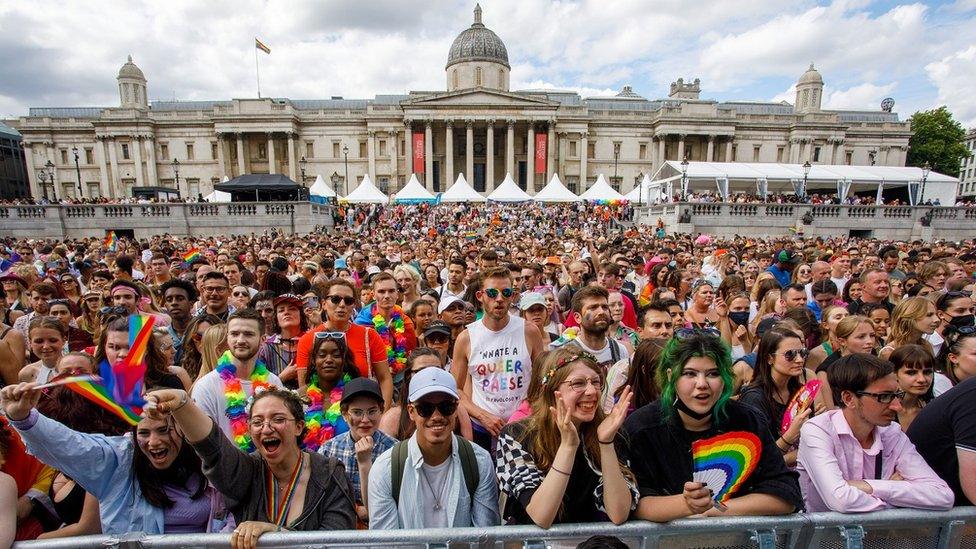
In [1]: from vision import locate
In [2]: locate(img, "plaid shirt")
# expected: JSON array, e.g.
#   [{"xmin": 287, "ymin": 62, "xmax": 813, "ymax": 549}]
[{"xmin": 320, "ymin": 430, "xmax": 397, "ymax": 504}]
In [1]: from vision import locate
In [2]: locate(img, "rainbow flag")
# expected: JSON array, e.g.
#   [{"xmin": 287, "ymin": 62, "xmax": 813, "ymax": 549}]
[
  {"xmin": 66, "ymin": 378, "xmax": 142, "ymax": 426},
  {"xmin": 182, "ymin": 247, "xmax": 201, "ymax": 263},
  {"xmin": 103, "ymin": 231, "xmax": 117, "ymax": 252}
]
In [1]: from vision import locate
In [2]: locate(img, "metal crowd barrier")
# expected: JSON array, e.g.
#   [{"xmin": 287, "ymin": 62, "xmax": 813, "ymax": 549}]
[{"xmin": 14, "ymin": 507, "xmax": 976, "ymax": 548}]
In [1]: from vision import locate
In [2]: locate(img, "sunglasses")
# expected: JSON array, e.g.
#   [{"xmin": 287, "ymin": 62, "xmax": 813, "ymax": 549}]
[
  {"xmin": 99, "ymin": 305, "xmax": 129, "ymax": 316},
  {"xmin": 314, "ymin": 331, "xmax": 346, "ymax": 341},
  {"xmin": 855, "ymin": 390, "xmax": 906, "ymax": 404},
  {"xmin": 232, "ymin": 291, "xmax": 249, "ymax": 297},
  {"xmin": 776, "ymin": 348, "xmax": 810, "ymax": 361},
  {"xmin": 412, "ymin": 399, "xmax": 458, "ymax": 418},
  {"xmin": 674, "ymin": 327, "xmax": 721, "ymax": 340},
  {"xmin": 484, "ymin": 287, "xmax": 515, "ymax": 299},
  {"xmin": 327, "ymin": 295, "xmax": 356, "ymax": 306}
]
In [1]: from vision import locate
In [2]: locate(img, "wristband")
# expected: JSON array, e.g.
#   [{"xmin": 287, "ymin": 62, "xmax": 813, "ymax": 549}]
[
  {"xmin": 550, "ymin": 465, "xmax": 571, "ymax": 476},
  {"xmin": 598, "ymin": 438, "xmax": 615, "ymax": 445},
  {"xmin": 170, "ymin": 392, "xmax": 189, "ymax": 413}
]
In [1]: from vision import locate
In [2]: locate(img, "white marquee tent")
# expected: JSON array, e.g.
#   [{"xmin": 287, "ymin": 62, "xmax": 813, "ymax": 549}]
[
  {"xmin": 341, "ymin": 174, "xmax": 388, "ymax": 204},
  {"xmin": 394, "ymin": 174, "xmax": 436, "ymax": 203},
  {"xmin": 624, "ymin": 173, "xmax": 667, "ymax": 204},
  {"xmin": 534, "ymin": 174, "xmax": 581, "ymax": 202},
  {"xmin": 579, "ymin": 174, "xmax": 627, "ymax": 202},
  {"xmin": 488, "ymin": 173, "xmax": 533, "ymax": 202},
  {"xmin": 203, "ymin": 189, "xmax": 232, "ymax": 202},
  {"xmin": 309, "ymin": 175, "xmax": 338, "ymax": 203},
  {"xmin": 440, "ymin": 174, "xmax": 486, "ymax": 202}
]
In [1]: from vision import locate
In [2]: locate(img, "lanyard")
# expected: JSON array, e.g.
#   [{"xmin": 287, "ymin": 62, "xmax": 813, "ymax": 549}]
[{"xmin": 266, "ymin": 453, "xmax": 305, "ymax": 527}]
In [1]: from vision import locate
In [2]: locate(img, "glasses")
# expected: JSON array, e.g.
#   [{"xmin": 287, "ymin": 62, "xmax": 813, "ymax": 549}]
[
  {"xmin": 248, "ymin": 415, "xmax": 297, "ymax": 429},
  {"xmin": 561, "ymin": 377, "xmax": 603, "ymax": 393},
  {"xmin": 202, "ymin": 286, "xmax": 228, "ymax": 294},
  {"xmin": 47, "ymin": 299, "xmax": 71, "ymax": 307},
  {"xmin": 776, "ymin": 348, "xmax": 810, "ymax": 361},
  {"xmin": 314, "ymin": 331, "xmax": 346, "ymax": 340},
  {"xmin": 484, "ymin": 287, "xmax": 515, "ymax": 299},
  {"xmin": 61, "ymin": 278, "xmax": 76, "ymax": 285},
  {"xmin": 348, "ymin": 407, "xmax": 382, "ymax": 420},
  {"xmin": 413, "ymin": 399, "xmax": 458, "ymax": 418},
  {"xmin": 425, "ymin": 334, "xmax": 449, "ymax": 344},
  {"xmin": 232, "ymin": 291, "xmax": 249, "ymax": 297},
  {"xmin": 327, "ymin": 295, "xmax": 356, "ymax": 306},
  {"xmin": 855, "ymin": 390, "xmax": 906, "ymax": 404},
  {"xmin": 99, "ymin": 305, "xmax": 129, "ymax": 316}
]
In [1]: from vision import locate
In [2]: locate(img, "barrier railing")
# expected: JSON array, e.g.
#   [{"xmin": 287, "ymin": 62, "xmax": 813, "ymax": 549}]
[{"xmin": 13, "ymin": 507, "xmax": 976, "ymax": 549}]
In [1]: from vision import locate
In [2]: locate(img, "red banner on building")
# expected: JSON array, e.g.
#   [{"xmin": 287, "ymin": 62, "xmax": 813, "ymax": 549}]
[
  {"xmin": 413, "ymin": 132, "xmax": 425, "ymax": 174},
  {"xmin": 535, "ymin": 133, "xmax": 547, "ymax": 174}
]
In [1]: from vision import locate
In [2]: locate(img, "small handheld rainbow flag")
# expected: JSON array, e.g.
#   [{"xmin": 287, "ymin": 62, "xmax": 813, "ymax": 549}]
[
  {"xmin": 182, "ymin": 247, "xmax": 201, "ymax": 264},
  {"xmin": 66, "ymin": 378, "xmax": 143, "ymax": 426},
  {"xmin": 104, "ymin": 231, "xmax": 117, "ymax": 252},
  {"xmin": 692, "ymin": 431, "xmax": 761, "ymax": 511}
]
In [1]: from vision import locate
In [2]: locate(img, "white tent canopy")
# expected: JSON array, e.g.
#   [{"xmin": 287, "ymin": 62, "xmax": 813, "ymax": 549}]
[
  {"xmin": 394, "ymin": 174, "xmax": 436, "ymax": 203},
  {"xmin": 221, "ymin": 175, "xmax": 230, "ymax": 183},
  {"xmin": 341, "ymin": 174, "xmax": 388, "ymax": 203},
  {"xmin": 624, "ymin": 173, "xmax": 668, "ymax": 204},
  {"xmin": 533, "ymin": 174, "xmax": 581, "ymax": 202},
  {"xmin": 650, "ymin": 161, "xmax": 960, "ymax": 205},
  {"xmin": 488, "ymin": 173, "xmax": 532, "ymax": 202},
  {"xmin": 203, "ymin": 189, "xmax": 232, "ymax": 202},
  {"xmin": 579, "ymin": 174, "xmax": 627, "ymax": 201},
  {"xmin": 440, "ymin": 174, "xmax": 486, "ymax": 202},
  {"xmin": 309, "ymin": 174, "xmax": 337, "ymax": 198}
]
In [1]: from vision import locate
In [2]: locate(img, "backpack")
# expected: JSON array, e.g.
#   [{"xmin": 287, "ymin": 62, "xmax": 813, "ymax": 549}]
[{"xmin": 390, "ymin": 436, "xmax": 480, "ymax": 504}]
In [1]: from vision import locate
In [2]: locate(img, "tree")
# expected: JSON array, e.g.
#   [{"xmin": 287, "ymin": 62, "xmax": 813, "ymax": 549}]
[{"xmin": 907, "ymin": 106, "xmax": 969, "ymax": 176}]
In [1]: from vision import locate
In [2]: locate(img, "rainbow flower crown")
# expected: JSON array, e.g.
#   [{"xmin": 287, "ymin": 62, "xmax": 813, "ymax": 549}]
[{"xmin": 541, "ymin": 351, "xmax": 598, "ymax": 385}]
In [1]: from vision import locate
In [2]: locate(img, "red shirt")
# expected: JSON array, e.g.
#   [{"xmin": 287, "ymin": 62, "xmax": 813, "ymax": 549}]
[{"xmin": 295, "ymin": 323, "xmax": 388, "ymax": 378}]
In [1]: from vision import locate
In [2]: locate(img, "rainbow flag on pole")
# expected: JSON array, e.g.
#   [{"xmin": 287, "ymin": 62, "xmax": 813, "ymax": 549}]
[
  {"xmin": 104, "ymin": 231, "xmax": 117, "ymax": 252},
  {"xmin": 182, "ymin": 247, "xmax": 201, "ymax": 264}
]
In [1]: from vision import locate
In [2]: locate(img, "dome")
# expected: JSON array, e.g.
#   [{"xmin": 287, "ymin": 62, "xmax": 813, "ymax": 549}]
[
  {"xmin": 118, "ymin": 55, "xmax": 145, "ymax": 80},
  {"xmin": 446, "ymin": 4, "xmax": 510, "ymax": 69},
  {"xmin": 798, "ymin": 63, "xmax": 823, "ymax": 85}
]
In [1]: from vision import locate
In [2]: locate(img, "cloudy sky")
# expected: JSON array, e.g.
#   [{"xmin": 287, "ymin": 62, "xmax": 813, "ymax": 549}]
[{"xmin": 1, "ymin": 0, "xmax": 974, "ymax": 126}]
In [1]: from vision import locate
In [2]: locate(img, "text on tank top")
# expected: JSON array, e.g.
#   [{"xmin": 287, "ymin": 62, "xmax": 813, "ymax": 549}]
[{"xmin": 466, "ymin": 316, "xmax": 532, "ymax": 421}]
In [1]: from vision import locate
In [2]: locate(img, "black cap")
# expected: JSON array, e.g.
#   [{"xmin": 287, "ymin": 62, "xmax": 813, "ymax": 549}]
[
  {"xmin": 423, "ymin": 321, "xmax": 452, "ymax": 338},
  {"xmin": 756, "ymin": 316, "xmax": 781, "ymax": 339},
  {"xmin": 340, "ymin": 378, "xmax": 383, "ymax": 406}
]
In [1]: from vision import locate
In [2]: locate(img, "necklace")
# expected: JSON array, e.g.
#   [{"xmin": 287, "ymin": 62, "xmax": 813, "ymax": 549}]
[
  {"xmin": 371, "ymin": 304, "xmax": 408, "ymax": 375},
  {"xmin": 217, "ymin": 350, "xmax": 272, "ymax": 452},
  {"xmin": 266, "ymin": 453, "xmax": 305, "ymax": 527},
  {"xmin": 302, "ymin": 372, "xmax": 350, "ymax": 452},
  {"xmin": 420, "ymin": 463, "xmax": 450, "ymax": 511}
]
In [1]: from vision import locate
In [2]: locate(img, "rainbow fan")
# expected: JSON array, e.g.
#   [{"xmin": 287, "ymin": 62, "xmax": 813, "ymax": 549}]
[
  {"xmin": 781, "ymin": 379, "xmax": 822, "ymax": 434},
  {"xmin": 692, "ymin": 431, "xmax": 761, "ymax": 510}
]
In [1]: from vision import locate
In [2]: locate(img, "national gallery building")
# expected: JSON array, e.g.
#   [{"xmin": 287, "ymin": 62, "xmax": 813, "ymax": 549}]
[{"xmin": 8, "ymin": 5, "xmax": 911, "ymax": 201}]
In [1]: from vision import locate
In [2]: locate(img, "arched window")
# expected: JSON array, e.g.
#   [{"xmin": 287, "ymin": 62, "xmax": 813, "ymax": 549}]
[{"xmin": 475, "ymin": 67, "xmax": 483, "ymax": 86}]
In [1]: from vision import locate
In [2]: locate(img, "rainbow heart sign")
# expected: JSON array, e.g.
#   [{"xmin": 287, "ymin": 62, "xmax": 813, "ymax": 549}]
[
  {"xmin": 781, "ymin": 379, "xmax": 822, "ymax": 434},
  {"xmin": 692, "ymin": 431, "xmax": 761, "ymax": 511}
]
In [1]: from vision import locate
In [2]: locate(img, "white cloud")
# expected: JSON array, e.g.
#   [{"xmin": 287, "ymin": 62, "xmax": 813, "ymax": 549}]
[
  {"xmin": 925, "ymin": 45, "xmax": 976, "ymax": 128},
  {"xmin": 823, "ymin": 82, "xmax": 898, "ymax": 110}
]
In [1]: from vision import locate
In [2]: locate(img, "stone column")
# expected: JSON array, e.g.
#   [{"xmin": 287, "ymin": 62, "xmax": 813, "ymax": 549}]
[
  {"xmin": 557, "ymin": 131, "xmax": 567, "ymax": 181},
  {"xmin": 23, "ymin": 143, "xmax": 40, "ymax": 199},
  {"xmin": 465, "ymin": 120, "xmax": 474, "ymax": 182},
  {"xmin": 424, "ymin": 121, "xmax": 433, "ymax": 191},
  {"xmin": 287, "ymin": 133, "xmax": 297, "ymax": 181},
  {"xmin": 505, "ymin": 119, "xmax": 515, "ymax": 177},
  {"xmin": 145, "ymin": 137, "xmax": 158, "ymax": 186},
  {"xmin": 677, "ymin": 134, "xmax": 686, "ymax": 161},
  {"xmin": 830, "ymin": 139, "xmax": 840, "ymax": 164},
  {"xmin": 546, "ymin": 123, "xmax": 555, "ymax": 182},
  {"xmin": 237, "ymin": 134, "xmax": 246, "ymax": 175},
  {"xmin": 267, "ymin": 133, "xmax": 277, "ymax": 174},
  {"xmin": 486, "ymin": 121, "xmax": 495, "ymax": 191},
  {"xmin": 216, "ymin": 134, "xmax": 227, "ymax": 179},
  {"xmin": 107, "ymin": 138, "xmax": 121, "ymax": 198},
  {"xmin": 526, "ymin": 123, "xmax": 535, "ymax": 193},
  {"xmin": 404, "ymin": 121, "xmax": 413, "ymax": 176},
  {"xmin": 725, "ymin": 139, "xmax": 734, "ymax": 162},
  {"xmin": 95, "ymin": 138, "xmax": 109, "ymax": 198},
  {"xmin": 389, "ymin": 130, "xmax": 399, "ymax": 189},
  {"xmin": 367, "ymin": 130, "xmax": 377, "ymax": 181},
  {"xmin": 658, "ymin": 134, "xmax": 667, "ymax": 164},
  {"xmin": 706, "ymin": 135, "xmax": 715, "ymax": 162},
  {"xmin": 580, "ymin": 132, "xmax": 589, "ymax": 191},
  {"xmin": 801, "ymin": 139, "xmax": 810, "ymax": 163},
  {"xmin": 132, "ymin": 136, "xmax": 145, "ymax": 188},
  {"xmin": 444, "ymin": 121, "xmax": 454, "ymax": 186}
]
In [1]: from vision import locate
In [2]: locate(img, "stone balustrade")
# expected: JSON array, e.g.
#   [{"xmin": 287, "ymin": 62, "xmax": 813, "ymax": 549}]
[
  {"xmin": 0, "ymin": 202, "xmax": 336, "ymax": 239},
  {"xmin": 637, "ymin": 202, "xmax": 976, "ymax": 240}
]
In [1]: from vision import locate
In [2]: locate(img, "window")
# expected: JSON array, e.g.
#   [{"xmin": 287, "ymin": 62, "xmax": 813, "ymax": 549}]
[
  {"xmin": 777, "ymin": 146, "xmax": 784, "ymax": 162},
  {"xmin": 211, "ymin": 143, "xmax": 218, "ymax": 160},
  {"xmin": 452, "ymin": 69, "xmax": 458, "ymax": 89},
  {"xmin": 186, "ymin": 143, "xmax": 194, "ymax": 160},
  {"xmin": 258, "ymin": 143, "xmax": 267, "ymax": 160},
  {"xmin": 730, "ymin": 145, "xmax": 737, "ymax": 161},
  {"xmin": 60, "ymin": 149, "xmax": 68, "ymax": 164},
  {"xmin": 305, "ymin": 141, "xmax": 313, "ymax": 158},
  {"xmin": 566, "ymin": 175, "xmax": 579, "ymax": 193},
  {"xmin": 121, "ymin": 144, "xmax": 130, "ymax": 160},
  {"xmin": 62, "ymin": 182, "xmax": 75, "ymax": 199},
  {"xmin": 87, "ymin": 182, "xmax": 100, "ymax": 197},
  {"xmin": 498, "ymin": 68, "xmax": 505, "ymax": 87},
  {"xmin": 187, "ymin": 179, "xmax": 200, "ymax": 197},
  {"xmin": 400, "ymin": 139, "xmax": 406, "ymax": 155},
  {"xmin": 813, "ymin": 146, "xmax": 821, "ymax": 162},
  {"xmin": 379, "ymin": 140, "xmax": 387, "ymax": 157},
  {"xmin": 569, "ymin": 141, "xmax": 577, "ymax": 157},
  {"xmin": 160, "ymin": 143, "xmax": 169, "ymax": 160},
  {"xmin": 639, "ymin": 143, "xmax": 647, "ymax": 160},
  {"xmin": 609, "ymin": 176, "xmax": 622, "ymax": 192},
  {"xmin": 332, "ymin": 141, "xmax": 340, "ymax": 158},
  {"xmin": 85, "ymin": 148, "xmax": 93, "ymax": 164},
  {"xmin": 160, "ymin": 178, "xmax": 175, "ymax": 188},
  {"xmin": 475, "ymin": 67, "xmax": 483, "ymax": 86},
  {"xmin": 753, "ymin": 145, "xmax": 761, "ymax": 162},
  {"xmin": 587, "ymin": 142, "xmax": 595, "ymax": 159},
  {"xmin": 845, "ymin": 151, "xmax": 853, "ymax": 165},
  {"xmin": 359, "ymin": 141, "xmax": 367, "ymax": 158}
]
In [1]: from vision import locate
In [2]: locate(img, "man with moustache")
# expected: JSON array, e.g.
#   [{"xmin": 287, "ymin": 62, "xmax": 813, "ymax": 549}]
[
  {"xmin": 190, "ymin": 308, "xmax": 284, "ymax": 443},
  {"xmin": 553, "ymin": 285, "xmax": 630, "ymax": 373},
  {"xmin": 355, "ymin": 273, "xmax": 418, "ymax": 399}
]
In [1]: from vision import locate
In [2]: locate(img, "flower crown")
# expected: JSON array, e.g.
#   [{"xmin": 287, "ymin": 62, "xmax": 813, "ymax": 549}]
[{"xmin": 541, "ymin": 351, "xmax": 598, "ymax": 385}]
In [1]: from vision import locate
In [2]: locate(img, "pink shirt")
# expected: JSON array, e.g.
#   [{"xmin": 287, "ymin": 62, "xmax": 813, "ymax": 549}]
[{"xmin": 796, "ymin": 409, "xmax": 954, "ymax": 513}]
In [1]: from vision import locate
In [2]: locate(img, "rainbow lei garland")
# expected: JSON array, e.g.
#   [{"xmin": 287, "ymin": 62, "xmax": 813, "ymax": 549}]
[
  {"xmin": 372, "ymin": 305, "xmax": 408, "ymax": 375},
  {"xmin": 217, "ymin": 350, "xmax": 272, "ymax": 452},
  {"xmin": 303, "ymin": 373, "xmax": 350, "ymax": 452}
]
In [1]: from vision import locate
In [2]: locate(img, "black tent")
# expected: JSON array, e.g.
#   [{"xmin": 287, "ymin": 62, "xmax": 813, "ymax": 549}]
[{"xmin": 214, "ymin": 174, "xmax": 306, "ymax": 202}]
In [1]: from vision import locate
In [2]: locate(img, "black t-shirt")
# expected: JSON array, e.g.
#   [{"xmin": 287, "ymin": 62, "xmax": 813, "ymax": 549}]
[
  {"xmin": 815, "ymin": 351, "xmax": 843, "ymax": 374},
  {"xmin": 846, "ymin": 299, "xmax": 894, "ymax": 316},
  {"xmin": 737, "ymin": 385, "xmax": 788, "ymax": 442},
  {"xmin": 907, "ymin": 376, "xmax": 976, "ymax": 506},
  {"xmin": 619, "ymin": 400, "xmax": 803, "ymax": 510}
]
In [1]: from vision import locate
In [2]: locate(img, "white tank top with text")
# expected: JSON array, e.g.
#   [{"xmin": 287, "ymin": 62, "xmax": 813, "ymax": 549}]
[{"xmin": 466, "ymin": 316, "xmax": 531, "ymax": 421}]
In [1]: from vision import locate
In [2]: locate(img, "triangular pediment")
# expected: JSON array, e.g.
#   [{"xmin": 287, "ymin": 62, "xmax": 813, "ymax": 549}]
[{"xmin": 403, "ymin": 88, "xmax": 556, "ymax": 108}]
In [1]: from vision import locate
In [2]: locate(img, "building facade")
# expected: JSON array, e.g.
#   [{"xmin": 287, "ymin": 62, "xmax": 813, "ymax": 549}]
[
  {"xmin": 8, "ymin": 4, "xmax": 912, "ymax": 201},
  {"xmin": 960, "ymin": 129, "xmax": 976, "ymax": 200},
  {"xmin": 0, "ymin": 122, "xmax": 30, "ymax": 200}
]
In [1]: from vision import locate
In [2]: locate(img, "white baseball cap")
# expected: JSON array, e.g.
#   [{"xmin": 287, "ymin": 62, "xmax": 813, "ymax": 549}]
[{"xmin": 408, "ymin": 367, "xmax": 459, "ymax": 402}]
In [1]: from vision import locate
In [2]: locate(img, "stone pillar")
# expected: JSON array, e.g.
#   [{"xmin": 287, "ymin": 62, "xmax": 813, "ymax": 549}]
[
  {"xmin": 216, "ymin": 134, "xmax": 227, "ymax": 179},
  {"xmin": 107, "ymin": 138, "xmax": 121, "ymax": 198},
  {"xmin": 506, "ymin": 119, "xmax": 515, "ymax": 177},
  {"xmin": 830, "ymin": 139, "xmax": 839, "ymax": 164},
  {"xmin": 424, "ymin": 121, "xmax": 433, "ymax": 191},
  {"xmin": 725, "ymin": 139, "xmax": 734, "ymax": 162},
  {"xmin": 546, "ymin": 123, "xmax": 555, "ymax": 182},
  {"xmin": 267, "ymin": 133, "xmax": 277, "ymax": 175},
  {"xmin": 145, "ymin": 137, "xmax": 158, "ymax": 186},
  {"xmin": 580, "ymin": 132, "xmax": 589, "ymax": 191},
  {"xmin": 444, "ymin": 121, "xmax": 454, "ymax": 186},
  {"xmin": 389, "ymin": 130, "xmax": 399, "ymax": 189},
  {"xmin": 404, "ymin": 121, "xmax": 413, "ymax": 176},
  {"xmin": 465, "ymin": 120, "xmax": 474, "ymax": 182},
  {"xmin": 237, "ymin": 134, "xmax": 246, "ymax": 175},
  {"xmin": 132, "ymin": 136, "xmax": 145, "ymax": 188},
  {"xmin": 801, "ymin": 139, "xmax": 810, "ymax": 163},
  {"xmin": 367, "ymin": 130, "xmax": 377, "ymax": 181},
  {"xmin": 658, "ymin": 134, "xmax": 667, "ymax": 164},
  {"xmin": 557, "ymin": 131, "xmax": 567, "ymax": 181},
  {"xmin": 677, "ymin": 134, "xmax": 686, "ymax": 161},
  {"xmin": 706, "ymin": 135, "xmax": 715, "ymax": 162},
  {"xmin": 23, "ymin": 143, "xmax": 40, "ymax": 199},
  {"xmin": 95, "ymin": 138, "xmax": 109, "ymax": 198},
  {"xmin": 287, "ymin": 133, "xmax": 297, "ymax": 181},
  {"xmin": 486, "ymin": 121, "xmax": 495, "ymax": 191},
  {"xmin": 526, "ymin": 124, "xmax": 535, "ymax": 193}
]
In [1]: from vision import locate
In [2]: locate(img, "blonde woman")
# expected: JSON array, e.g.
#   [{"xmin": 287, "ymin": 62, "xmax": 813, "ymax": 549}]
[
  {"xmin": 750, "ymin": 288, "xmax": 782, "ymax": 336},
  {"xmin": 880, "ymin": 297, "xmax": 940, "ymax": 361},
  {"xmin": 194, "ymin": 323, "xmax": 228, "ymax": 383},
  {"xmin": 393, "ymin": 264, "xmax": 422, "ymax": 312},
  {"xmin": 815, "ymin": 315, "xmax": 877, "ymax": 409},
  {"xmin": 806, "ymin": 304, "xmax": 849, "ymax": 371}
]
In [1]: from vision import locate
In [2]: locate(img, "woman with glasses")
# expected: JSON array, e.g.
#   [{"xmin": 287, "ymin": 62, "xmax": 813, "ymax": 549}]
[
  {"xmin": 229, "ymin": 286, "xmax": 251, "ymax": 311},
  {"xmin": 740, "ymin": 327, "xmax": 825, "ymax": 467},
  {"xmin": 879, "ymin": 297, "xmax": 940, "ymax": 361},
  {"xmin": 58, "ymin": 274, "xmax": 83, "ymax": 309},
  {"xmin": 791, "ymin": 263, "xmax": 813, "ymax": 286},
  {"xmin": 140, "ymin": 385, "xmax": 356, "ymax": 546},
  {"xmin": 47, "ymin": 299, "xmax": 92, "ymax": 352},
  {"xmin": 888, "ymin": 344, "xmax": 935, "ymax": 432},
  {"xmin": 934, "ymin": 326, "xmax": 976, "ymax": 396},
  {"xmin": 621, "ymin": 332, "xmax": 802, "ymax": 522},
  {"xmin": 298, "ymin": 331, "xmax": 360, "ymax": 452},
  {"xmin": 496, "ymin": 347, "xmax": 636, "ymax": 527}
]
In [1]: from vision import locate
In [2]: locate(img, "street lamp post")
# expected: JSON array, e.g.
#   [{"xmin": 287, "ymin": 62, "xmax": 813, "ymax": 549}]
[
  {"xmin": 72, "ymin": 146, "xmax": 83, "ymax": 199},
  {"xmin": 802, "ymin": 160, "xmax": 811, "ymax": 200},
  {"xmin": 44, "ymin": 160, "xmax": 56, "ymax": 201},
  {"xmin": 680, "ymin": 155, "xmax": 689, "ymax": 201},
  {"xmin": 921, "ymin": 161, "xmax": 931, "ymax": 204},
  {"xmin": 37, "ymin": 170, "xmax": 49, "ymax": 202},
  {"xmin": 612, "ymin": 142, "xmax": 621, "ymax": 190},
  {"xmin": 342, "ymin": 145, "xmax": 349, "ymax": 196},
  {"xmin": 299, "ymin": 156, "xmax": 307, "ymax": 200},
  {"xmin": 172, "ymin": 158, "xmax": 181, "ymax": 197}
]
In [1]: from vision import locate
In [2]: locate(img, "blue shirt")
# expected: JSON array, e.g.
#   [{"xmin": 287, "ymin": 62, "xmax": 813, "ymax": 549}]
[
  {"xmin": 320, "ymin": 430, "xmax": 397, "ymax": 504},
  {"xmin": 766, "ymin": 264, "xmax": 792, "ymax": 288}
]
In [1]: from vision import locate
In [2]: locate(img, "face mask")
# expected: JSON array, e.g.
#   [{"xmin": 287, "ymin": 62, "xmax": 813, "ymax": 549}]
[
  {"xmin": 729, "ymin": 311, "xmax": 750, "ymax": 326},
  {"xmin": 949, "ymin": 315, "xmax": 975, "ymax": 329}
]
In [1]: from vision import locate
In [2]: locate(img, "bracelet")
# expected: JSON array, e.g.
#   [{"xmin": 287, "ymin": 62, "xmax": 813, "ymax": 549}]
[
  {"xmin": 598, "ymin": 438, "xmax": 615, "ymax": 445},
  {"xmin": 171, "ymin": 392, "xmax": 189, "ymax": 413},
  {"xmin": 550, "ymin": 465, "xmax": 571, "ymax": 476}
]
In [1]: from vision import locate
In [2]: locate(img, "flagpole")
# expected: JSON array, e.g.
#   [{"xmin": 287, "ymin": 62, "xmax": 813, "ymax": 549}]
[{"xmin": 255, "ymin": 45, "xmax": 261, "ymax": 98}]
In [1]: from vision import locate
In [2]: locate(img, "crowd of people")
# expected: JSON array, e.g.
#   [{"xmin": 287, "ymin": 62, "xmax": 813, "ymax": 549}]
[{"xmin": 0, "ymin": 201, "xmax": 973, "ymax": 547}]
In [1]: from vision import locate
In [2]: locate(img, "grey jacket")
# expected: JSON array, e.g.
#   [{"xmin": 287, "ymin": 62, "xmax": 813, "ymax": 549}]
[{"xmin": 191, "ymin": 420, "xmax": 356, "ymax": 531}]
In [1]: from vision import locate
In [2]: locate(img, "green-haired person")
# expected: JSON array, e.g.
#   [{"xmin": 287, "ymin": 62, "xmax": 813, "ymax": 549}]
[{"xmin": 619, "ymin": 330, "xmax": 803, "ymax": 522}]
